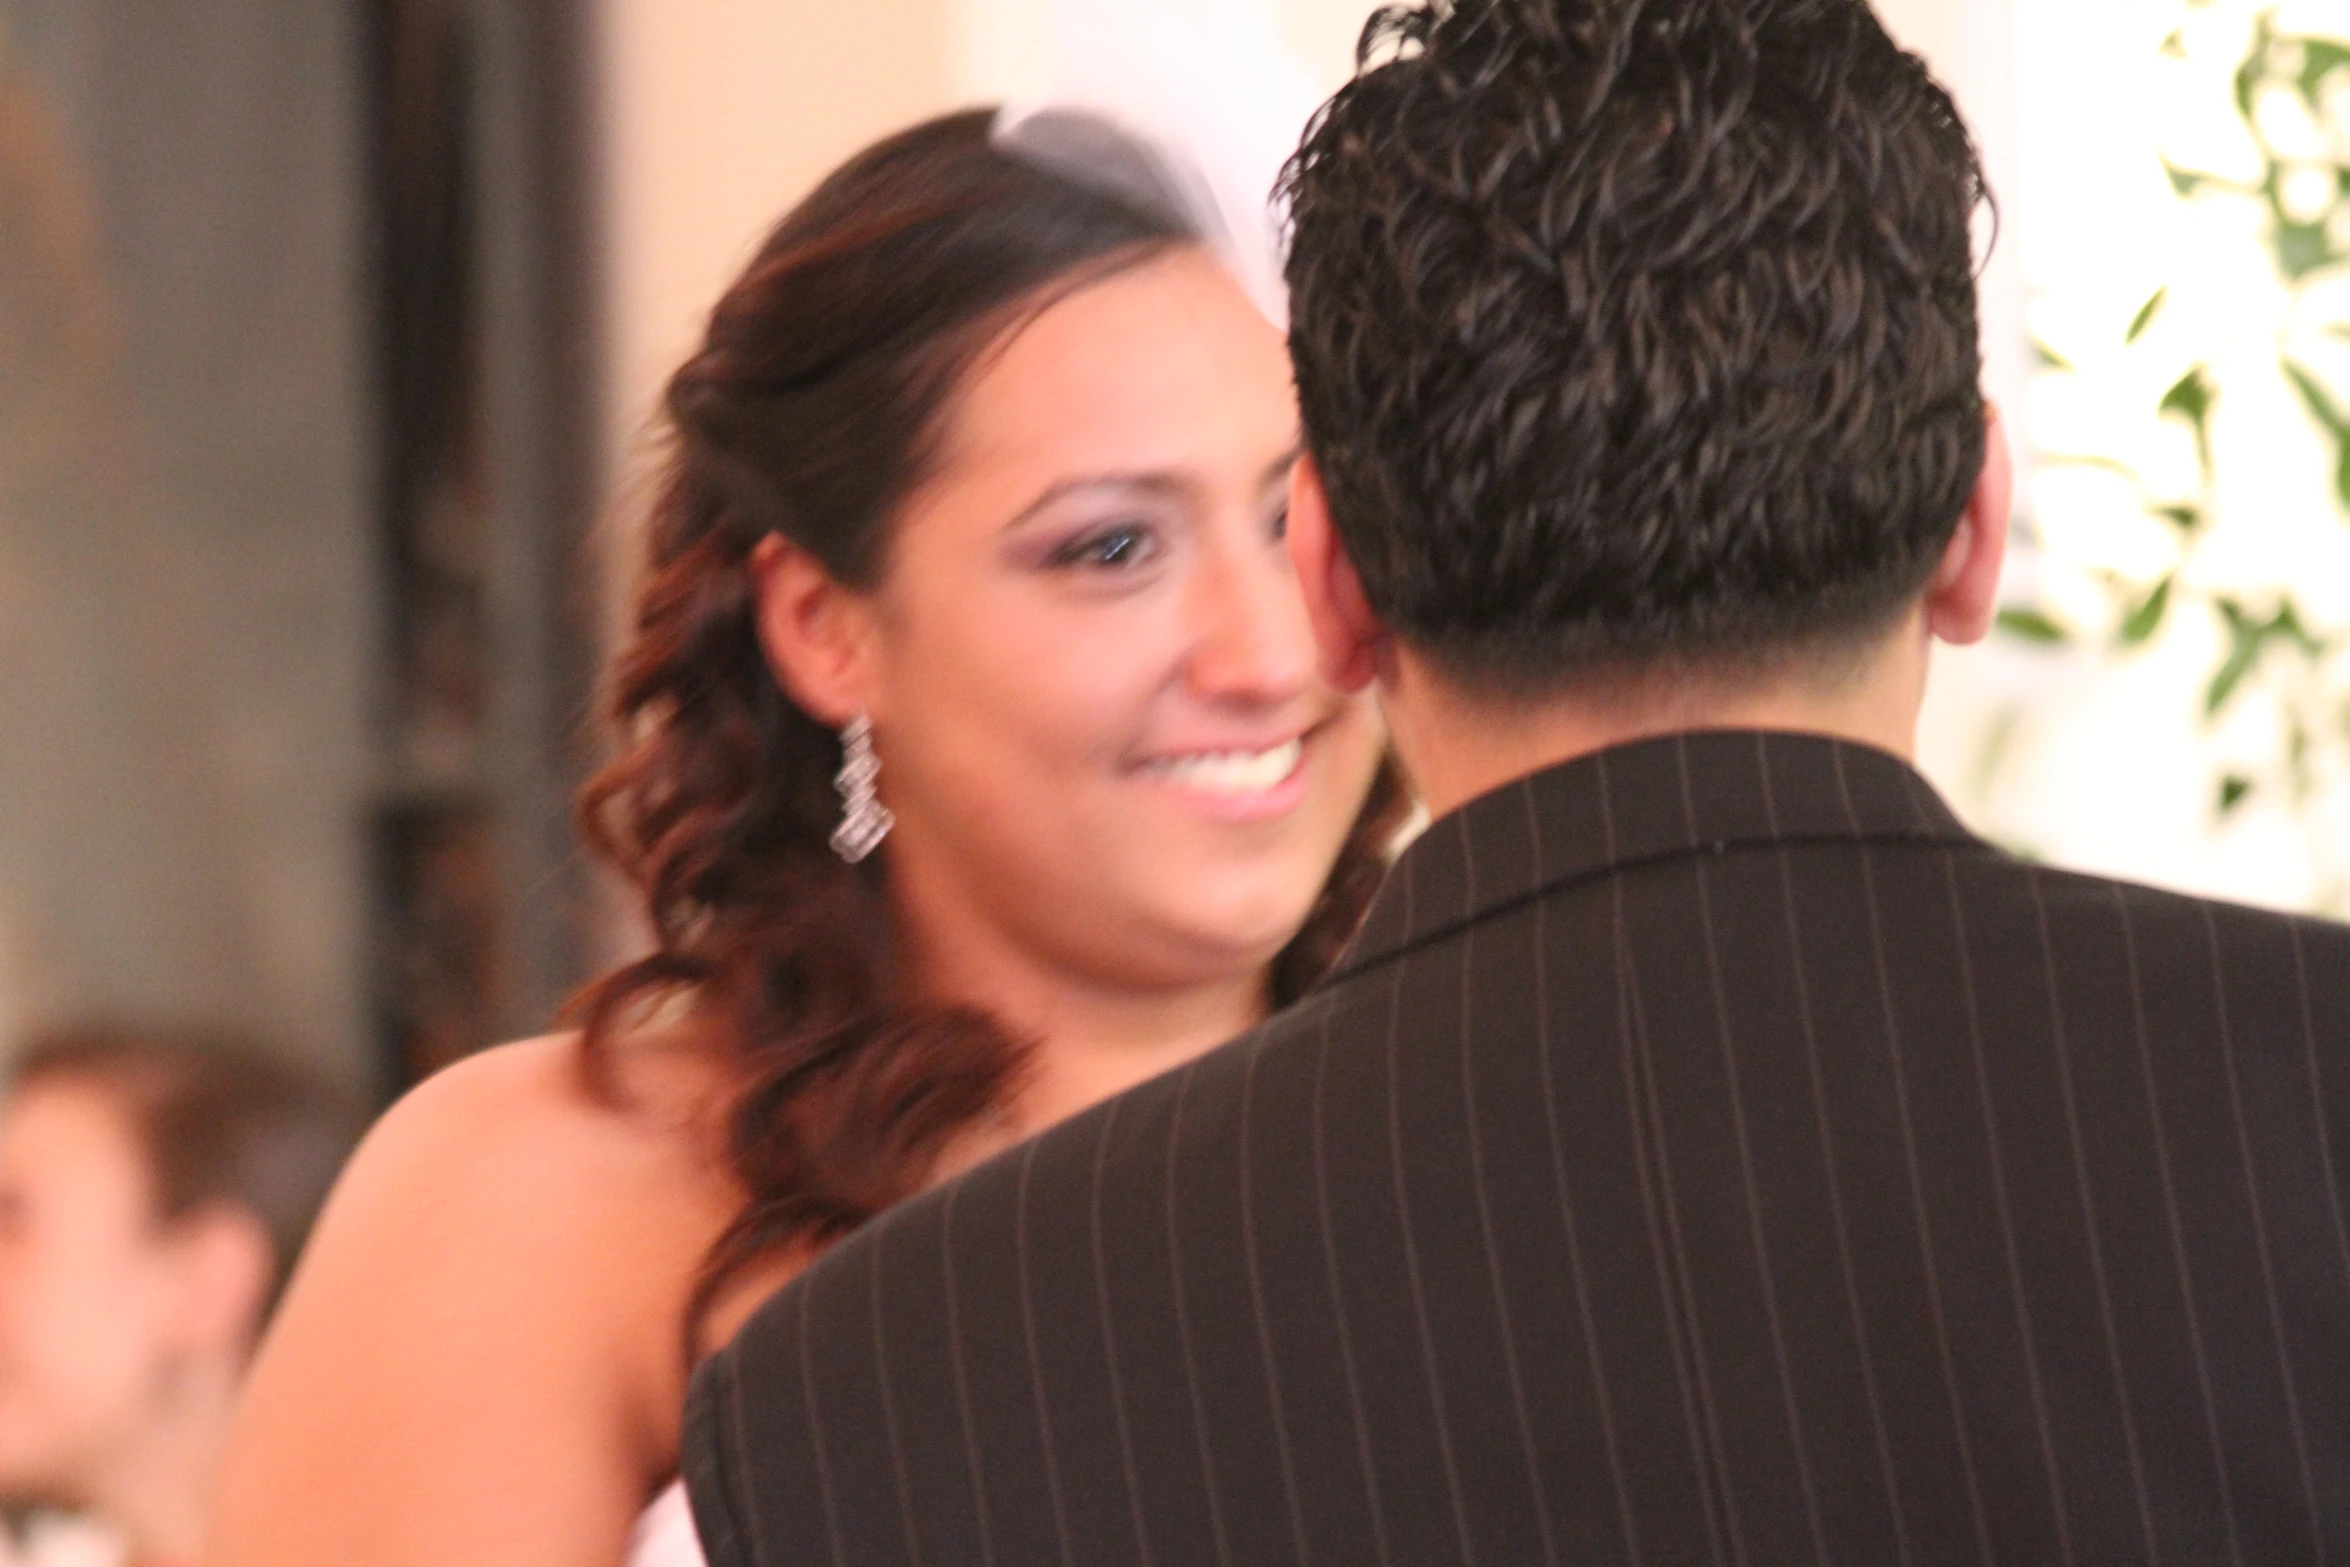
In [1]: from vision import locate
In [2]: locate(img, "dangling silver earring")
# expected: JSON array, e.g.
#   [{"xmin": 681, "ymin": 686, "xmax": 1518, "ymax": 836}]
[{"xmin": 829, "ymin": 713, "xmax": 894, "ymax": 863}]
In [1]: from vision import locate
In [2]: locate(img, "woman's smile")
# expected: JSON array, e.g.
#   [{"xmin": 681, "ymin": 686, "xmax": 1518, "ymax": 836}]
[{"xmin": 1131, "ymin": 730, "xmax": 1313, "ymax": 819}]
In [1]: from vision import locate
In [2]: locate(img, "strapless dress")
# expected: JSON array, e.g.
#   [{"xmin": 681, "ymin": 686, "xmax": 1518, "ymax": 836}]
[{"xmin": 626, "ymin": 1482, "xmax": 706, "ymax": 1567}]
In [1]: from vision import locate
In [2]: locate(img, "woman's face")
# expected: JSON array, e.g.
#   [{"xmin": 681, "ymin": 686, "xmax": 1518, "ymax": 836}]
[{"xmin": 841, "ymin": 247, "xmax": 1384, "ymax": 995}]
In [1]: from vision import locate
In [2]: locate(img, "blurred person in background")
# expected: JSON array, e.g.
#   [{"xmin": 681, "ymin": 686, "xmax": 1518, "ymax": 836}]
[
  {"xmin": 210, "ymin": 107, "xmax": 1395, "ymax": 1567},
  {"xmin": 0, "ymin": 1029, "xmax": 361, "ymax": 1567}
]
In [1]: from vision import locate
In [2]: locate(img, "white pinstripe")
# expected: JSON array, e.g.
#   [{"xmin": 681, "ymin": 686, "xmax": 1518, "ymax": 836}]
[
  {"xmin": 1832, "ymin": 744, "xmax": 1995, "ymax": 1564},
  {"xmin": 2110, "ymin": 889, "xmax": 2246, "ymax": 1567},
  {"xmin": 1674, "ymin": 738, "xmax": 1832, "ymax": 1563},
  {"xmin": 1599, "ymin": 752, "xmax": 1737, "ymax": 1567},
  {"xmin": 1520, "ymin": 775, "xmax": 1645, "ymax": 1566},
  {"xmin": 1309, "ymin": 1005, "xmax": 1397, "ymax": 1567},
  {"xmin": 1238, "ymin": 1033, "xmax": 1318, "ymax": 1565},
  {"xmin": 797, "ymin": 1273, "xmax": 849, "ymax": 1567},
  {"xmin": 1013, "ymin": 1137, "xmax": 1077, "ymax": 1567},
  {"xmin": 2200, "ymin": 902, "xmax": 2325, "ymax": 1556},
  {"xmin": 866, "ymin": 1224, "xmax": 930, "ymax": 1565},
  {"xmin": 1087, "ymin": 1096, "xmax": 1161, "ymax": 1567},
  {"xmin": 721, "ymin": 1335, "xmax": 771, "ymax": 1567},
  {"xmin": 1922, "ymin": 833, "xmax": 2077, "ymax": 1567},
  {"xmin": 1382, "ymin": 847, "xmax": 1482, "ymax": 1567},
  {"xmin": 936, "ymin": 1178, "xmax": 1001, "ymax": 1567},
  {"xmin": 2288, "ymin": 920, "xmax": 2350, "ymax": 1295},
  {"xmin": 1764, "ymin": 736, "xmax": 1915, "ymax": 1567},
  {"xmin": 2024, "ymin": 866, "xmax": 2164, "ymax": 1559},
  {"xmin": 1452, "ymin": 808, "xmax": 1562, "ymax": 1566},
  {"xmin": 1162, "ymin": 1064, "xmax": 1238, "ymax": 1567}
]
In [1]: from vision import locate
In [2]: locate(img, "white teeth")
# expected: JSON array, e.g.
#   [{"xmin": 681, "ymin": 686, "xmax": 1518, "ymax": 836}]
[{"xmin": 1147, "ymin": 739, "xmax": 1303, "ymax": 796}]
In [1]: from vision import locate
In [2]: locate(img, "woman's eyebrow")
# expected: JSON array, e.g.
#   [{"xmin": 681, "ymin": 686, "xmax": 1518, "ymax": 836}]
[
  {"xmin": 998, "ymin": 472, "xmax": 1188, "ymax": 533},
  {"xmin": 999, "ymin": 443, "xmax": 1303, "ymax": 533}
]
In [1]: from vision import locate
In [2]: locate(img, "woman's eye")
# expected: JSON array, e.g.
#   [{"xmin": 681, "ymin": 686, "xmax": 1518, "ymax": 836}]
[
  {"xmin": 1049, "ymin": 524, "xmax": 1159, "ymax": 571},
  {"xmin": 1269, "ymin": 504, "xmax": 1291, "ymax": 543}
]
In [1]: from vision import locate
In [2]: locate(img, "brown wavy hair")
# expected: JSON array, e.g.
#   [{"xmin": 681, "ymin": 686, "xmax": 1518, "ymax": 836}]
[{"xmin": 571, "ymin": 109, "xmax": 1406, "ymax": 1350}]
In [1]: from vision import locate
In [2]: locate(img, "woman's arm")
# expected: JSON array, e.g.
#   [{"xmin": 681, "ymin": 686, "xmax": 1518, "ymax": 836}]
[{"xmin": 207, "ymin": 1035, "xmax": 736, "ymax": 1567}]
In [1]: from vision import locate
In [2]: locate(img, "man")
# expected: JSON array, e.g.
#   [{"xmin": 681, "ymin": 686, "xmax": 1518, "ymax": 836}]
[
  {"xmin": 0, "ymin": 1028, "xmax": 360, "ymax": 1567},
  {"xmin": 683, "ymin": 1, "xmax": 2350, "ymax": 1561}
]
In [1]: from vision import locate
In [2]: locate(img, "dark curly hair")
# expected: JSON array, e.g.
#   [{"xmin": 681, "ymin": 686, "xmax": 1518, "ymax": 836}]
[
  {"xmin": 1282, "ymin": 0, "xmax": 1990, "ymax": 689},
  {"xmin": 571, "ymin": 109, "xmax": 1406, "ymax": 1351}
]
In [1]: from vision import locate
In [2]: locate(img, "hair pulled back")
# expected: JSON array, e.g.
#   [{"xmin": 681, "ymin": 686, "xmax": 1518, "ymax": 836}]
[{"xmin": 573, "ymin": 109, "xmax": 1403, "ymax": 1346}]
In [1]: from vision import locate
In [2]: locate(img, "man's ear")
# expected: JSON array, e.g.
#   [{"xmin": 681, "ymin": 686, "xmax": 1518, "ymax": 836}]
[
  {"xmin": 1287, "ymin": 457, "xmax": 1386, "ymax": 693},
  {"xmin": 163, "ymin": 1202, "xmax": 274, "ymax": 1363},
  {"xmin": 749, "ymin": 534, "xmax": 879, "ymax": 726},
  {"xmin": 1924, "ymin": 402, "xmax": 2014, "ymax": 647}
]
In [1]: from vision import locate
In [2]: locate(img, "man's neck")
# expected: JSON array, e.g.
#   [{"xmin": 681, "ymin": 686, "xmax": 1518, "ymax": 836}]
[
  {"xmin": 1385, "ymin": 619, "xmax": 1931, "ymax": 822},
  {"xmin": 89, "ymin": 1358, "xmax": 243, "ymax": 1567}
]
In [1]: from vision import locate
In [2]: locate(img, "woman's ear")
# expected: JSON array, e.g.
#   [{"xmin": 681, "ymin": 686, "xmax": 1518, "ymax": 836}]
[
  {"xmin": 1286, "ymin": 457, "xmax": 1387, "ymax": 693},
  {"xmin": 749, "ymin": 534, "xmax": 880, "ymax": 726}
]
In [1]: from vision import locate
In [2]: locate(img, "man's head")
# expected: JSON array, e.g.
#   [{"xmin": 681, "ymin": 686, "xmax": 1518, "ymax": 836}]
[
  {"xmin": 1282, "ymin": 0, "xmax": 2008, "ymax": 802},
  {"xmin": 0, "ymin": 1027, "xmax": 361, "ymax": 1512}
]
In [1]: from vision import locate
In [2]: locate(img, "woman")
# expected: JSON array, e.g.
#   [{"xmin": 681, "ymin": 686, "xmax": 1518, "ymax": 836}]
[{"xmin": 205, "ymin": 109, "xmax": 1396, "ymax": 1567}]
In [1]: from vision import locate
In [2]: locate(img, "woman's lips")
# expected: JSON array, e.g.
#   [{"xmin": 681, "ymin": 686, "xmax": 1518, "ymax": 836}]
[{"xmin": 1136, "ymin": 735, "xmax": 1311, "ymax": 820}]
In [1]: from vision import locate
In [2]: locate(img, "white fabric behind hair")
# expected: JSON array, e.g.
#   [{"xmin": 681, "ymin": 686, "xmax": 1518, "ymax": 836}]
[{"xmin": 994, "ymin": 0, "xmax": 1326, "ymax": 328}]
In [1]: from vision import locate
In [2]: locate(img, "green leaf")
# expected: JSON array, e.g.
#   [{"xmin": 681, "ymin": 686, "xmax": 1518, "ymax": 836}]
[
  {"xmin": 1997, "ymin": 607, "xmax": 2071, "ymax": 645},
  {"xmin": 2163, "ymin": 159, "xmax": 2259, "ymax": 199},
  {"xmin": 2270, "ymin": 597, "xmax": 2328, "ymax": 657},
  {"xmin": 2154, "ymin": 504, "xmax": 2204, "ymax": 534},
  {"xmin": 2206, "ymin": 654, "xmax": 2256, "ymax": 716},
  {"xmin": 2207, "ymin": 598, "xmax": 2263, "ymax": 714},
  {"xmin": 2218, "ymin": 773, "xmax": 2257, "ymax": 816},
  {"xmin": 2161, "ymin": 28, "xmax": 2188, "ymax": 58},
  {"xmin": 2160, "ymin": 365, "xmax": 2218, "ymax": 478},
  {"xmin": 2285, "ymin": 361, "xmax": 2350, "ymax": 508},
  {"xmin": 2237, "ymin": 15, "xmax": 2275, "ymax": 123},
  {"xmin": 2032, "ymin": 337, "xmax": 2075, "ymax": 372},
  {"xmin": 2119, "ymin": 576, "xmax": 2175, "ymax": 646},
  {"xmin": 2295, "ymin": 40, "xmax": 2350, "ymax": 104},
  {"xmin": 2038, "ymin": 451, "xmax": 2143, "ymax": 482},
  {"xmin": 2126, "ymin": 287, "xmax": 2169, "ymax": 343},
  {"xmin": 2161, "ymin": 366, "xmax": 2216, "ymax": 423},
  {"xmin": 2286, "ymin": 361, "xmax": 2349, "ymax": 434},
  {"xmin": 2201, "ymin": 598, "xmax": 2325, "ymax": 716},
  {"xmin": 2276, "ymin": 218, "xmax": 2337, "ymax": 281}
]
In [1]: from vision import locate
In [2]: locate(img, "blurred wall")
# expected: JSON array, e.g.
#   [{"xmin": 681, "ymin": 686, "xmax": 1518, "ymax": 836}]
[
  {"xmin": 0, "ymin": 4, "xmax": 372, "ymax": 1078},
  {"xmin": 595, "ymin": 0, "xmax": 957, "ymax": 484}
]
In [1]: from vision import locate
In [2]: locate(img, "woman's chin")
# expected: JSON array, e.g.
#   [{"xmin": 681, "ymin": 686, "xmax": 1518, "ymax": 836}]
[{"xmin": 1141, "ymin": 880, "xmax": 1323, "ymax": 979}]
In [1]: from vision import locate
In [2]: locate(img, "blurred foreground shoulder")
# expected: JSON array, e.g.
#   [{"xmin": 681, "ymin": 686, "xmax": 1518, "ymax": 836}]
[{"xmin": 207, "ymin": 1032, "xmax": 740, "ymax": 1567}]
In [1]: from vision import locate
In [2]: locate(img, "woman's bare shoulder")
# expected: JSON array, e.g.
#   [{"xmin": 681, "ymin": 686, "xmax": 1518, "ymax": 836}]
[
  {"xmin": 294, "ymin": 1033, "xmax": 736, "ymax": 1300},
  {"xmin": 209, "ymin": 1031, "xmax": 741, "ymax": 1567},
  {"xmin": 356, "ymin": 1032, "xmax": 729, "ymax": 1214}
]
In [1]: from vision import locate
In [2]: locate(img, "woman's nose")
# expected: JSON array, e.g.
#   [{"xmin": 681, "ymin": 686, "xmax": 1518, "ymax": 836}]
[{"xmin": 1184, "ymin": 528, "xmax": 1317, "ymax": 704}]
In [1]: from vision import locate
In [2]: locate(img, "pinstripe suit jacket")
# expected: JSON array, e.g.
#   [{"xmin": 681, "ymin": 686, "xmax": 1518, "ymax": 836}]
[{"xmin": 683, "ymin": 729, "xmax": 2350, "ymax": 1567}]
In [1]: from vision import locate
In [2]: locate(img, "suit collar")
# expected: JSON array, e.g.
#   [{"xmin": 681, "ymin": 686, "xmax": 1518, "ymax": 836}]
[{"xmin": 1332, "ymin": 728, "xmax": 1979, "ymax": 982}]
